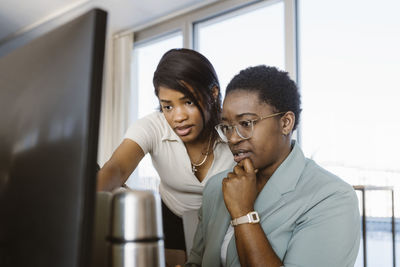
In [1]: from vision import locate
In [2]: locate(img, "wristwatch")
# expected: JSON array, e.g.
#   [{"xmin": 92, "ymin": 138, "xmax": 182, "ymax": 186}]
[{"xmin": 230, "ymin": 211, "xmax": 260, "ymax": 226}]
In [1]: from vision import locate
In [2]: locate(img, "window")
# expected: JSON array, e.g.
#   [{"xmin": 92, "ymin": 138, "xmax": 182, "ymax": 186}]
[
  {"xmin": 298, "ymin": 0, "xmax": 400, "ymax": 265},
  {"xmin": 195, "ymin": 1, "xmax": 285, "ymax": 96},
  {"xmin": 127, "ymin": 32, "xmax": 183, "ymax": 190}
]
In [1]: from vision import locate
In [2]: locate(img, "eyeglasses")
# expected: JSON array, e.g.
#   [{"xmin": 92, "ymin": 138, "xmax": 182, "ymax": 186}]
[{"xmin": 215, "ymin": 112, "xmax": 286, "ymax": 142}]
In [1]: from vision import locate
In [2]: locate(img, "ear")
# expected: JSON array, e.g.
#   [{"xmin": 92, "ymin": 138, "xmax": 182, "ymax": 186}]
[{"xmin": 280, "ymin": 111, "xmax": 295, "ymax": 136}]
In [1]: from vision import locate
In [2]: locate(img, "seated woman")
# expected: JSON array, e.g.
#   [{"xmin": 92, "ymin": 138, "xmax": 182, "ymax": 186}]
[{"xmin": 185, "ymin": 65, "xmax": 361, "ymax": 267}]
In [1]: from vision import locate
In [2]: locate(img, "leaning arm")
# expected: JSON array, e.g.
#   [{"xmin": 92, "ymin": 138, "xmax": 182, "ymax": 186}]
[{"xmin": 97, "ymin": 139, "xmax": 145, "ymax": 191}]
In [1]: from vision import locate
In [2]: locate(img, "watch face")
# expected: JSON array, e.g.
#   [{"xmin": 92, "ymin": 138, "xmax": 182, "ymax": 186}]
[{"xmin": 251, "ymin": 213, "xmax": 258, "ymax": 220}]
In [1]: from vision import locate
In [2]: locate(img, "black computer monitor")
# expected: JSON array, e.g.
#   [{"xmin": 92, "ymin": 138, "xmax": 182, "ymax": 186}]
[{"xmin": 0, "ymin": 8, "xmax": 107, "ymax": 267}]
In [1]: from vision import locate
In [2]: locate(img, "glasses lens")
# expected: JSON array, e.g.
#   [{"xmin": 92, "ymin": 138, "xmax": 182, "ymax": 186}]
[
  {"xmin": 236, "ymin": 120, "xmax": 254, "ymax": 139},
  {"xmin": 216, "ymin": 121, "xmax": 254, "ymax": 142},
  {"xmin": 215, "ymin": 125, "xmax": 228, "ymax": 142}
]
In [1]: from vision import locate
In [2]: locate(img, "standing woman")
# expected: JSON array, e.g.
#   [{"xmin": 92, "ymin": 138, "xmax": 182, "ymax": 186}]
[{"xmin": 97, "ymin": 49, "xmax": 235, "ymax": 255}]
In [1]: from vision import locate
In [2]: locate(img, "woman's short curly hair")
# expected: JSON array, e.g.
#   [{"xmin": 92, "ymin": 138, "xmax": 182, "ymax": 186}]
[{"xmin": 225, "ymin": 65, "xmax": 302, "ymax": 131}]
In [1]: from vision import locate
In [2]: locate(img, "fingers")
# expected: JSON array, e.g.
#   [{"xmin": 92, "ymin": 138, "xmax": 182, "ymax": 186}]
[
  {"xmin": 233, "ymin": 164, "xmax": 245, "ymax": 176},
  {"xmin": 226, "ymin": 172, "xmax": 236, "ymax": 179},
  {"xmin": 237, "ymin": 158, "xmax": 256, "ymax": 174},
  {"xmin": 228, "ymin": 158, "xmax": 257, "ymax": 180},
  {"xmin": 224, "ymin": 158, "xmax": 258, "ymax": 186}
]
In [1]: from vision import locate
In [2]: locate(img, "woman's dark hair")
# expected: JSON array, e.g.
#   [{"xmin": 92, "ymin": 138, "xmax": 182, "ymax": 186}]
[
  {"xmin": 226, "ymin": 65, "xmax": 302, "ymax": 130},
  {"xmin": 153, "ymin": 48, "xmax": 221, "ymax": 141}
]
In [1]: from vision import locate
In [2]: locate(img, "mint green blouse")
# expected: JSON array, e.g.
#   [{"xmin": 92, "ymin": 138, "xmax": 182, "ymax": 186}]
[{"xmin": 186, "ymin": 141, "xmax": 360, "ymax": 267}]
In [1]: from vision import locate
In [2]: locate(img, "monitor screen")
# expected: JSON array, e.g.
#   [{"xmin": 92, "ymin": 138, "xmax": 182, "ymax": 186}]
[{"xmin": 0, "ymin": 8, "xmax": 107, "ymax": 267}]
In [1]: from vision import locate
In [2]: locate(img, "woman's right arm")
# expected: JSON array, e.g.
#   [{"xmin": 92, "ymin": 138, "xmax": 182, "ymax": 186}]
[{"xmin": 96, "ymin": 139, "xmax": 145, "ymax": 192}]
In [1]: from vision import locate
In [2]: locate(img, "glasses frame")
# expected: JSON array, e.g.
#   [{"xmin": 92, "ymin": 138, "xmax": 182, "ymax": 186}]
[{"xmin": 215, "ymin": 111, "xmax": 287, "ymax": 142}]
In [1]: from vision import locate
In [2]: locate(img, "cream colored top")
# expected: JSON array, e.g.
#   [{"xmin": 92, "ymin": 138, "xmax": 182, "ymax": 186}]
[{"xmin": 124, "ymin": 112, "xmax": 235, "ymax": 217}]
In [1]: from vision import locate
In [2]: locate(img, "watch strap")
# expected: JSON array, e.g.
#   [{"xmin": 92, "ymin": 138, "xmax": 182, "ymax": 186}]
[{"xmin": 230, "ymin": 211, "xmax": 260, "ymax": 226}]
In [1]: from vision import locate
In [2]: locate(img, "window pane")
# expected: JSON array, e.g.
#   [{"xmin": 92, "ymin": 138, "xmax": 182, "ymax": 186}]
[
  {"xmin": 131, "ymin": 33, "xmax": 183, "ymax": 119},
  {"xmin": 299, "ymin": 0, "xmax": 400, "ymax": 205},
  {"xmin": 195, "ymin": 1, "xmax": 285, "ymax": 96},
  {"xmin": 128, "ymin": 32, "xmax": 183, "ymax": 190},
  {"xmin": 299, "ymin": 0, "xmax": 400, "ymax": 265}
]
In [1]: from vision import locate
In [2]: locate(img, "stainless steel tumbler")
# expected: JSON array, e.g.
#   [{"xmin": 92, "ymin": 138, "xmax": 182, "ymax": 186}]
[{"xmin": 108, "ymin": 190, "xmax": 165, "ymax": 267}]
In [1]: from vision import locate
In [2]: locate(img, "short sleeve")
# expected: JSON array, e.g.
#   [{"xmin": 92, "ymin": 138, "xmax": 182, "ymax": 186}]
[{"xmin": 124, "ymin": 112, "xmax": 163, "ymax": 154}]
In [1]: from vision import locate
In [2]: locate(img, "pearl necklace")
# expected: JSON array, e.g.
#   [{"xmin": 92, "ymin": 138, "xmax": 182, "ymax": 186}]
[{"xmin": 191, "ymin": 136, "xmax": 212, "ymax": 174}]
